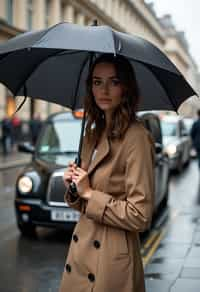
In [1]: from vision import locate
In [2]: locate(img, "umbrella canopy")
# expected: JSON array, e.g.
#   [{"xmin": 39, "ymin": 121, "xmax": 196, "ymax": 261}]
[{"xmin": 0, "ymin": 22, "xmax": 196, "ymax": 112}]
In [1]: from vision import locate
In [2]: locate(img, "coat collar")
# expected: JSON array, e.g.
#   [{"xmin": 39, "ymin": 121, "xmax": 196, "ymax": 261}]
[{"xmin": 82, "ymin": 134, "xmax": 111, "ymax": 175}]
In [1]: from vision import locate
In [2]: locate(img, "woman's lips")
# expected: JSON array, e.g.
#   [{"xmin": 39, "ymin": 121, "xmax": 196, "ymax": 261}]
[{"xmin": 98, "ymin": 99, "xmax": 112, "ymax": 103}]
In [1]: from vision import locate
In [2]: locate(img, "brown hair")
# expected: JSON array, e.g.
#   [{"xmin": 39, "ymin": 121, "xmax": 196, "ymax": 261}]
[{"xmin": 84, "ymin": 54, "xmax": 140, "ymax": 142}]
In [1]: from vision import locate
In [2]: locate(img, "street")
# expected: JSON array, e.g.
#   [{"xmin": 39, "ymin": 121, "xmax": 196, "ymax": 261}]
[{"xmin": 0, "ymin": 159, "xmax": 199, "ymax": 292}]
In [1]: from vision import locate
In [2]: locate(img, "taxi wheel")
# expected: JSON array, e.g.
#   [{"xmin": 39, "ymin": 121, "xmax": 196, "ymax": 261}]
[{"xmin": 17, "ymin": 222, "xmax": 36, "ymax": 237}]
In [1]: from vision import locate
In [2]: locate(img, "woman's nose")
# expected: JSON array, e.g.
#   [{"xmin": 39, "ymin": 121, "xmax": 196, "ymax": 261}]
[{"xmin": 101, "ymin": 81, "xmax": 109, "ymax": 93}]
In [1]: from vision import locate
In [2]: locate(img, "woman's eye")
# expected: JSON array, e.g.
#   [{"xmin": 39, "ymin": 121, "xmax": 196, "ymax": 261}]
[
  {"xmin": 93, "ymin": 80, "xmax": 101, "ymax": 86},
  {"xmin": 111, "ymin": 79, "xmax": 120, "ymax": 86}
]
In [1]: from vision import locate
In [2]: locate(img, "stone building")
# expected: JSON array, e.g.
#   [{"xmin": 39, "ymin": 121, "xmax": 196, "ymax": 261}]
[{"xmin": 0, "ymin": 0, "xmax": 199, "ymax": 119}]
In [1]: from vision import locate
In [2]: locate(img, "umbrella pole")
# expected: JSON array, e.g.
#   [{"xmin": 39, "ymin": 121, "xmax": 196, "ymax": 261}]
[
  {"xmin": 69, "ymin": 52, "xmax": 94, "ymax": 195},
  {"xmin": 75, "ymin": 20, "xmax": 97, "ymax": 165},
  {"xmin": 75, "ymin": 110, "xmax": 86, "ymax": 166},
  {"xmin": 76, "ymin": 53, "xmax": 94, "ymax": 167},
  {"xmin": 69, "ymin": 20, "xmax": 97, "ymax": 195}
]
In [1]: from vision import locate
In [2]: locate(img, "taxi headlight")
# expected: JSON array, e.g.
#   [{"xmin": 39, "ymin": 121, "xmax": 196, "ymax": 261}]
[
  {"xmin": 166, "ymin": 144, "xmax": 177, "ymax": 156},
  {"xmin": 18, "ymin": 176, "xmax": 33, "ymax": 194}
]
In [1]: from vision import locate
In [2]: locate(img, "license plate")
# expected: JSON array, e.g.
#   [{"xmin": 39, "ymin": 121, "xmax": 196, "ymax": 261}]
[{"xmin": 51, "ymin": 209, "xmax": 80, "ymax": 222}]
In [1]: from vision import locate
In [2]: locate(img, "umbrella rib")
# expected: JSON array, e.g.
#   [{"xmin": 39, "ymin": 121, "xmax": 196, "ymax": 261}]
[
  {"xmin": 141, "ymin": 62, "xmax": 178, "ymax": 111},
  {"xmin": 14, "ymin": 49, "xmax": 66, "ymax": 97},
  {"xmin": 109, "ymin": 27, "xmax": 117, "ymax": 56},
  {"xmin": 32, "ymin": 22, "xmax": 63, "ymax": 48}
]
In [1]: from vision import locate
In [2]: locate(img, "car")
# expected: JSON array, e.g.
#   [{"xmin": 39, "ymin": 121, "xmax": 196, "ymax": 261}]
[
  {"xmin": 137, "ymin": 112, "xmax": 170, "ymax": 211},
  {"xmin": 15, "ymin": 111, "xmax": 170, "ymax": 236},
  {"xmin": 160, "ymin": 115, "xmax": 191, "ymax": 172},
  {"xmin": 183, "ymin": 117, "xmax": 197, "ymax": 158}
]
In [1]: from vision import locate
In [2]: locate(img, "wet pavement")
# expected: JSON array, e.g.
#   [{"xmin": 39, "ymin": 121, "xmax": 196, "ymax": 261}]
[
  {"xmin": 0, "ymin": 148, "xmax": 31, "ymax": 170},
  {"xmin": 0, "ymin": 154, "xmax": 200, "ymax": 291},
  {"xmin": 145, "ymin": 160, "xmax": 200, "ymax": 292}
]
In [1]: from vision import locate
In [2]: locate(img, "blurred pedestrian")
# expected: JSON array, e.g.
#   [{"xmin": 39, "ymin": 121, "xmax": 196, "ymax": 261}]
[
  {"xmin": 1, "ymin": 116, "xmax": 13, "ymax": 155},
  {"xmin": 11, "ymin": 114, "xmax": 22, "ymax": 144},
  {"xmin": 191, "ymin": 109, "xmax": 200, "ymax": 168},
  {"xmin": 60, "ymin": 54, "xmax": 155, "ymax": 292},
  {"xmin": 29, "ymin": 113, "xmax": 42, "ymax": 145}
]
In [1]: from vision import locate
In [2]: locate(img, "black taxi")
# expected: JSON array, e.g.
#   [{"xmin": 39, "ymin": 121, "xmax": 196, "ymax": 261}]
[{"xmin": 15, "ymin": 111, "xmax": 169, "ymax": 236}]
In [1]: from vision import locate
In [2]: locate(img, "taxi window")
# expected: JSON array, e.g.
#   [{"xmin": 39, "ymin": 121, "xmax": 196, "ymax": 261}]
[
  {"xmin": 161, "ymin": 121, "xmax": 177, "ymax": 137},
  {"xmin": 37, "ymin": 119, "xmax": 81, "ymax": 154},
  {"xmin": 148, "ymin": 116, "xmax": 162, "ymax": 144}
]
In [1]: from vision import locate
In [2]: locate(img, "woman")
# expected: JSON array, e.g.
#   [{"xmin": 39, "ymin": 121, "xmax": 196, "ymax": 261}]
[{"xmin": 60, "ymin": 54, "xmax": 155, "ymax": 292}]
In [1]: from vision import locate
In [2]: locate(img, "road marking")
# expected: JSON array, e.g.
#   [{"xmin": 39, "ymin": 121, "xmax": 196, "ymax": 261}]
[
  {"xmin": 142, "ymin": 209, "xmax": 180, "ymax": 267},
  {"xmin": 142, "ymin": 228, "xmax": 166, "ymax": 267},
  {"xmin": 143, "ymin": 230, "xmax": 158, "ymax": 249}
]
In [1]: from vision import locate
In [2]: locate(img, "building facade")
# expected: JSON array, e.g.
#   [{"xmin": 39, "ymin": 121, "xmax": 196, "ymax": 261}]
[{"xmin": 0, "ymin": 0, "xmax": 199, "ymax": 119}]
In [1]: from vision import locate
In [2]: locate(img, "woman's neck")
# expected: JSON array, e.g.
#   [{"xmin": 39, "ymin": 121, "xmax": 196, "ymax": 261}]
[{"xmin": 105, "ymin": 110, "xmax": 112, "ymax": 132}]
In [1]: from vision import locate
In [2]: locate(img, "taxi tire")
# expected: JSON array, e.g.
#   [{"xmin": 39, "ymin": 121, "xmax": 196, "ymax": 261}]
[{"xmin": 17, "ymin": 222, "xmax": 36, "ymax": 237}]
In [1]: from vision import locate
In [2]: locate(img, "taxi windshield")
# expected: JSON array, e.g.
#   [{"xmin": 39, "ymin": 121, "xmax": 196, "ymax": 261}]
[
  {"xmin": 161, "ymin": 121, "xmax": 177, "ymax": 136},
  {"xmin": 36, "ymin": 119, "xmax": 82, "ymax": 156}
]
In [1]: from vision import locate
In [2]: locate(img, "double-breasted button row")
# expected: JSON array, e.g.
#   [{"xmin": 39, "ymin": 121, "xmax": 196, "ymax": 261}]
[
  {"xmin": 65, "ymin": 264, "xmax": 71, "ymax": 273},
  {"xmin": 66, "ymin": 263, "xmax": 95, "ymax": 283},
  {"xmin": 73, "ymin": 234, "xmax": 100, "ymax": 249},
  {"xmin": 88, "ymin": 273, "xmax": 95, "ymax": 282}
]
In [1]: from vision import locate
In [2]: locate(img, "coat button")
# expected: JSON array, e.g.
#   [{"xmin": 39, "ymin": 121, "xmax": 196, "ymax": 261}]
[
  {"xmin": 65, "ymin": 264, "xmax": 71, "ymax": 273},
  {"xmin": 94, "ymin": 240, "xmax": 100, "ymax": 249},
  {"xmin": 88, "ymin": 273, "xmax": 95, "ymax": 282},
  {"xmin": 73, "ymin": 234, "xmax": 78, "ymax": 242}
]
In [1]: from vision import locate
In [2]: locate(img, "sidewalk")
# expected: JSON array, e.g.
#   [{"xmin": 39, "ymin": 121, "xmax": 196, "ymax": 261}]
[
  {"xmin": 145, "ymin": 161, "xmax": 200, "ymax": 292},
  {"xmin": 145, "ymin": 207, "xmax": 200, "ymax": 291},
  {"xmin": 0, "ymin": 149, "xmax": 31, "ymax": 170}
]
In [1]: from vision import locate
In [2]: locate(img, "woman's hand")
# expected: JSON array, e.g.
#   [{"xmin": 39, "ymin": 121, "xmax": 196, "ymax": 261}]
[
  {"xmin": 63, "ymin": 162, "xmax": 92, "ymax": 200},
  {"xmin": 63, "ymin": 161, "xmax": 76, "ymax": 188},
  {"xmin": 71, "ymin": 166, "xmax": 93, "ymax": 200}
]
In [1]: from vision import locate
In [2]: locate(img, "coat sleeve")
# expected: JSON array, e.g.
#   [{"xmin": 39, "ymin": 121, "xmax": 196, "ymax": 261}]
[
  {"xmin": 64, "ymin": 189, "xmax": 87, "ymax": 213},
  {"xmin": 85, "ymin": 130, "xmax": 155, "ymax": 232}
]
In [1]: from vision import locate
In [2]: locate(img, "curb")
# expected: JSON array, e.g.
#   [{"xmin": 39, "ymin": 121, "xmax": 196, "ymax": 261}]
[{"xmin": 0, "ymin": 159, "xmax": 30, "ymax": 171}]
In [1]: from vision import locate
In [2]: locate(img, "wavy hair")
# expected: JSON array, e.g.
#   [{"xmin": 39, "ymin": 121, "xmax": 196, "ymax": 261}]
[{"xmin": 84, "ymin": 54, "xmax": 140, "ymax": 142}]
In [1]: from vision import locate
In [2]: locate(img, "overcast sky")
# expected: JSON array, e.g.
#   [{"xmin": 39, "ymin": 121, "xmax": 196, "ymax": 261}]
[{"xmin": 146, "ymin": 0, "xmax": 200, "ymax": 69}]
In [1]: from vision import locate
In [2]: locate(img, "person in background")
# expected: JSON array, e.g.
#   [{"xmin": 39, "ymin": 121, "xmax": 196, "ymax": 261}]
[
  {"xmin": 191, "ymin": 109, "xmax": 200, "ymax": 169},
  {"xmin": 60, "ymin": 54, "xmax": 155, "ymax": 292},
  {"xmin": 29, "ymin": 113, "xmax": 42, "ymax": 145},
  {"xmin": 11, "ymin": 114, "xmax": 22, "ymax": 145},
  {"xmin": 1, "ymin": 116, "xmax": 13, "ymax": 155}
]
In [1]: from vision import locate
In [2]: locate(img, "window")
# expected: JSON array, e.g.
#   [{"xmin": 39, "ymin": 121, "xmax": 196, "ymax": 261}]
[
  {"xmin": 6, "ymin": 0, "xmax": 13, "ymax": 25},
  {"xmin": 161, "ymin": 121, "xmax": 177, "ymax": 137}
]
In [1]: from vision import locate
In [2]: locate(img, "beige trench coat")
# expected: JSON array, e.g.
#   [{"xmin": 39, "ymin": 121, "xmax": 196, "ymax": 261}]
[{"xmin": 59, "ymin": 121, "xmax": 155, "ymax": 292}]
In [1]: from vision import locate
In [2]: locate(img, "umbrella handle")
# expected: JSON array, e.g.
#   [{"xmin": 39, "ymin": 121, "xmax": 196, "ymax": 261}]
[
  {"xmin": 68, "ymin": 182, "xmax": 78, "ymax": 197},
  {"xmin": 68, "ymin": 156, "xmax": 81, "ymax": 197}
]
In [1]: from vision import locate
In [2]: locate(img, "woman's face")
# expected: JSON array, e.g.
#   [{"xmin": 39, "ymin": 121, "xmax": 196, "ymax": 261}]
[{"xmin": 92, "ymin": 62, "xmax": 125, "ymax": 114}]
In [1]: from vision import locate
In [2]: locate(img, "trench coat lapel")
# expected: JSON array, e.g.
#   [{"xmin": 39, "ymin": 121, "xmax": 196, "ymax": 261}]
[{"xmin": 87, "ymin": 136, "xmax": 110, "ymax": 175}]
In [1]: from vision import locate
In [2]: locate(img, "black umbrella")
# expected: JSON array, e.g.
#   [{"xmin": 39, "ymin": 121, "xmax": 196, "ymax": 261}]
[{"xmin": 0, "ymin": 22, "xmax": 196, "ymax": 168}]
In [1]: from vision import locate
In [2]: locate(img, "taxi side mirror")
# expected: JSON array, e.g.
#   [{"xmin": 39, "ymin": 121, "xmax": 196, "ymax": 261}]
[
  {"xmin": 18, "ymin": 142, "xmax": 35, "ymax": 154},
  {"xmin": 155, "ymin": 142, "xmax": 162, "ymax": 154}
]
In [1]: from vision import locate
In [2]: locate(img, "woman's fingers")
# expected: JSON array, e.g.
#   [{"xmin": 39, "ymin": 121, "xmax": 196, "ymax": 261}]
[
  {"xmin": 63, "ymin": 164, "xmax": 85, "ymax": 186},
  {"xmin": 63, "ymin": 169, "xmax": 74, "ymax": 183},
  {"xmin": 68, "ymin": 161, "xmax": 77, "ymax": 169}
]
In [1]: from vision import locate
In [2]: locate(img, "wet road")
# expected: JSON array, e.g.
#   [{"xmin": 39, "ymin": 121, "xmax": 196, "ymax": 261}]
[
  {"xmin": 0, "ymin": 160, "xmax": 199, "ymax": 291},
  {"xmin": 0, "ymin": 167, "xmax": 69, "ymax": 292}
]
